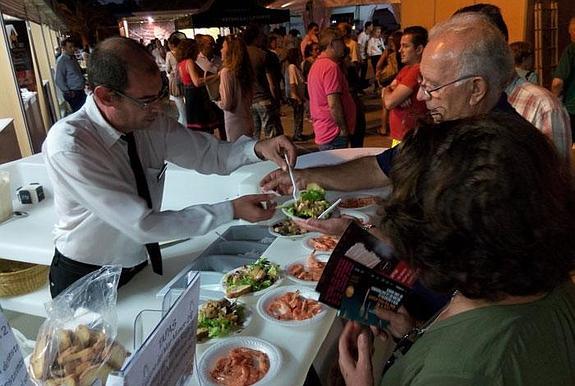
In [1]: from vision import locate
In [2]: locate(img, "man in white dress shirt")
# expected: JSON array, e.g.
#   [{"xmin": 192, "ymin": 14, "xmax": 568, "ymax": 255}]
[{"xmin": 43, "ymin": 37, "xmax": 297, "ymax": 298}]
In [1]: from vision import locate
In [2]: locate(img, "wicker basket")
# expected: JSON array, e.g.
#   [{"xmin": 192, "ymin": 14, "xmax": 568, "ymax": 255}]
[{"xmin": 0, "ymin": 259, "xmax": 49, "ymax": 297}]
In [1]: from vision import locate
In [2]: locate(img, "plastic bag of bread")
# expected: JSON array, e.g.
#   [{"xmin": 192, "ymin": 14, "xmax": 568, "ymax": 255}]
[{"xmin": 29, "ymin": 265, "xmax": 130, "ymax": 386}]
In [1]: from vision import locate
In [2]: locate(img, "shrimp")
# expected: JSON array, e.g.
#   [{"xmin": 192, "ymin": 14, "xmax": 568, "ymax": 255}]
[{"xmin": 266, "ymin": 291, "xmax": 322, "ymax": 321}]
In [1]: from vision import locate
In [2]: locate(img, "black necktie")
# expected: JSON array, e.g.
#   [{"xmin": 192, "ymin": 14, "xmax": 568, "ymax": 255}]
[{"xmin": 123, "ymin": 132, "xmax": 163, "ymax": 275}]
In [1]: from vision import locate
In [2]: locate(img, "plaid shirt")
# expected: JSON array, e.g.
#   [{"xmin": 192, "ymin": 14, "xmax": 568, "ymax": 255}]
[{"xmin": 507, "ymin": 76, "xmax": 572, "ymax": 163}]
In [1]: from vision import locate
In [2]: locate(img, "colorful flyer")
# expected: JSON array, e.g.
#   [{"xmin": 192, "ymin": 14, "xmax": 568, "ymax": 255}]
[{"xmin": 316, "ymin": 223, "xmax": 417, "ymax": 329}]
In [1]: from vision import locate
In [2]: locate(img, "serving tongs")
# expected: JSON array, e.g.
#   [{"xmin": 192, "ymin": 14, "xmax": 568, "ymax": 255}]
[{"xmin": 317, "ymin": 198, "xmax": 342, "ymax": 220}]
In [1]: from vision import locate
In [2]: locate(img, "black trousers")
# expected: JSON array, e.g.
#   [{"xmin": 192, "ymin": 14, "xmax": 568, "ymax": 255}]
[
  {"xmin": 49, "ymin": 249, "xmax": 147, "ymax": 298},
  {"xmin": 570, "ymin": 113, "xmax": 575, "ymax": 142}
]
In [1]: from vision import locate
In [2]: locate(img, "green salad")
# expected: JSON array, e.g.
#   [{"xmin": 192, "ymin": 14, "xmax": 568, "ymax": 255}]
[
  {"xmin": 284, "ymin": 183, "xmax": 331, "ymax": 219},
  {"xmin": 197, "ymin": 298, "xmax": 246, "ymax": 341},
  {"xmin": 224, "ymin": 257, "xmax": 280, "ymax": 298}
]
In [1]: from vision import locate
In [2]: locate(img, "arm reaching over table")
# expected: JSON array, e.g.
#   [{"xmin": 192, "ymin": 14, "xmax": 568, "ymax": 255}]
[
  {"xmin": 260, "ymin": 155, "xmax": 390, "ymax": 194},
  {"xmin": 254, "ymin": 135, "xmax": 297, "ymax": 171},
  {"xmin": 232, "ymin": 194, "xmax": 277, "ymax": 222}
]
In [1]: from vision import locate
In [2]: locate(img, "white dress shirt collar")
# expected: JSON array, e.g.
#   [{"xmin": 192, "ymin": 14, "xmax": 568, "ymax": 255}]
[{"xmin": 84, "ymin": 94, "xmax": 125, "ymax": 149}]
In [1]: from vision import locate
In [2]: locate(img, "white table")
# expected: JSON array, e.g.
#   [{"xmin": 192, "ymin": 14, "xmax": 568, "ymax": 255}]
[{"xmin": 0, "ymin": 147, "xmax": 386, "ymax": 385}]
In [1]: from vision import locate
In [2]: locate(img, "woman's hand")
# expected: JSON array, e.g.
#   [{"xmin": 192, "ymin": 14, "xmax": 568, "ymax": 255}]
[
  {"xmin": 338, "ymin": 321, "xmax": 374, "ymax": 386},
  {"xmin": 293, "ymin": 217, "xmax": 353, "ymax": 236},
  {"xmin": 374, "ymin": 306, "xmax": 416, "ymax": 340}
]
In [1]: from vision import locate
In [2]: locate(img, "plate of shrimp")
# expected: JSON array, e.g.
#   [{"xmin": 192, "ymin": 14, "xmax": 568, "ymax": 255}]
[
  {"xmin": 256, "ymin": 285, "xmax": 327, "ymax": 327},
  {"xmin": 285, "ymin": 252, "xmax": 330, "ymax": 286}
]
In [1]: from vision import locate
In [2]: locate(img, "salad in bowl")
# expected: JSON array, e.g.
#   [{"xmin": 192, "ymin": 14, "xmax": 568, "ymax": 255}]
[{"xmin": 282, "ymin": 183, "xmax": 332, "ymax": 220}]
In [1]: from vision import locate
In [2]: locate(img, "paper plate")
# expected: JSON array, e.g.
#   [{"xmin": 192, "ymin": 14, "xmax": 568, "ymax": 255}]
[
  {"xmin": 285, "ymin": 253, "xmax": 331, "ymax": 286},
  {"xmin": 256, "ymin": 285, "xmax": 327, "ymax": 327},
  {"xmin": 302, "ymin": 234, "xmax": 340, "ymax": 253},
  {"xmin": 337, "ymin": 194, "xmax": 380, "ymax": 210},
  {"xmin": 221, "ymin": 265, "xmax": 284, "ymax": 299},
  {"xmin": 197, "ymin": 299, "xmax": 253, "ymax": 344},
  {"xmin": 198, "ymin": 336, "xmax": 282, "ymax": 386},
  {"xmin": 339, "ymin": 209, "xmax": 370, "ymax": 225}
]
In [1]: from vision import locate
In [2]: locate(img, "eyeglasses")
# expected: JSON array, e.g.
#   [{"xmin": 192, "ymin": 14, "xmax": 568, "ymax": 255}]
[
  {"xmin": 418, "ymin": 74, "xmax": 478, "ymax": 99},
  {"xmin": 104, "ymin": 85, "xmax": 168, "ymax": 110}
]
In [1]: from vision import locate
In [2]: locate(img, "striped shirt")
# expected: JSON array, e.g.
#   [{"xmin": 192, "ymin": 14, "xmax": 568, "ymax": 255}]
[{"xmin": 506, "ymin": 76, "xmax": 572, "ymax": 163}]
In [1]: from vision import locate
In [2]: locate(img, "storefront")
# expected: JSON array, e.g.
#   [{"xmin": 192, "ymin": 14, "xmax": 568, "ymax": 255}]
[{"xmin": 0, "ymin": 0, "xmax": 65, "ymax": 162}]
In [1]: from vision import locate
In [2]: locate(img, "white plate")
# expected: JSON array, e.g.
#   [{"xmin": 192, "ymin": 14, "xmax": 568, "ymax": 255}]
[
  {"xmin": 267, "ymin": 220, "xmax": 308, "ymax": 238},
  {"xmin": 280, "ymin": 199, "xmax": 336, "ymax": 221},
  {"xmin": 198, "ymin": 336, "xmax": 282, "ymax": 386},
  {"xmin": 285, "ymin": 253, "xmax": 331, "ymax": 286},
  {"xmin": 197, "ymin": 299, "xmax": 253, "ymax": 344},
  {"xmin": 339, "ymin": 209, "xmax": 370, "ymax": 225},
  {"xmin": 221, "ymin": 265, "xmax": 284, "ymax": 299},
  {"xmin": 337, "ymin": 194, "xmax": 380, "ymax": 210},
  {"xmin": 256, "ymin": 285, "xmax": 327, "ymax": 327},
  {"xmin": 302, "ymin": 234, "xmax": 340, "ymax": 253}
]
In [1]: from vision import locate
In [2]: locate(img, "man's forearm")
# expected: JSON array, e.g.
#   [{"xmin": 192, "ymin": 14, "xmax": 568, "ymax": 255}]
[
  {"xmin": 328, "ymin": 94, "xmax": 348, "ymax": 135},
  {"xmin": 299, "ymin": 156, "xmax": 389, "ymax": 191},
  {"xmin": 551, "ymin": 78, "xmax": 564, "ymax": 98}
]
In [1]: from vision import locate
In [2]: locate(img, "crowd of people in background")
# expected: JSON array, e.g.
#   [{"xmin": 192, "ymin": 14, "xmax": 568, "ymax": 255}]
[{"xmin": 112, "ymin": 12, "xmax": 573, "ymax": 158}]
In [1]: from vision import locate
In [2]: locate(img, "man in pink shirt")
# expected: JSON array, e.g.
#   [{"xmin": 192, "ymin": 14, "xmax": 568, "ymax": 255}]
[
  {"xmin": 307, "ymin": 27, "xmax": 356, "ymax": 150},
  {"xmin": 382, "ymin": 26, "xmax": 429, "ymax": 145}
]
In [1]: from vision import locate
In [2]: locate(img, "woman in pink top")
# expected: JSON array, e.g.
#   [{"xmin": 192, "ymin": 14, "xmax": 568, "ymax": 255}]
[{"xmin": 214, "ymin": 35, "xmax": 255, "ymax": 141}]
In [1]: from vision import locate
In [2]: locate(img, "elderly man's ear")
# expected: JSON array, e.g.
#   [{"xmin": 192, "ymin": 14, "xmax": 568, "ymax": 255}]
[
  {"xmin": 468, "ymin": 77, "xmax": 488, "ymax": 106},
  {"xmin": 94, "ymin": 86, "xmax": 116, "ymax": 107}
]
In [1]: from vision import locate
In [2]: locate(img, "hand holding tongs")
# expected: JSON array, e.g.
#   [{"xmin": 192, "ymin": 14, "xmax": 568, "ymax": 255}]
[{"xmin": 284, "ymin": 153, "xmax": 299, "ymax": 202}]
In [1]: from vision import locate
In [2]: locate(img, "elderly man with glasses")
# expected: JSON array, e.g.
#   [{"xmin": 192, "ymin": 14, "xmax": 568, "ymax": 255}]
[
  {"xmin": 43, "ymin": 37, "xmax": 297, "ymax": 298},
  {"xmin": 261, "ymin": 12, "xmax": 519, "ymax": 235}
]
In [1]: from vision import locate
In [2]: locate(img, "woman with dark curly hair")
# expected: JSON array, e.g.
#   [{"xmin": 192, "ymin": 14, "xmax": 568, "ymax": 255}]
[
  {"xmin": 214, "ymin": 35, "xmax": 254, "ymax": 141},
  {"xmin": 339, "ymin": 112, "xmax": 575, "ymax": 386}
]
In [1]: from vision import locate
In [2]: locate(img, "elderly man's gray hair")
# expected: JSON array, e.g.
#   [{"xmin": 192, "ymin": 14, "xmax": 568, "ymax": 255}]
[{"xmin": 429, "ymin": 13, "xmax": 514, "ymax": 99}]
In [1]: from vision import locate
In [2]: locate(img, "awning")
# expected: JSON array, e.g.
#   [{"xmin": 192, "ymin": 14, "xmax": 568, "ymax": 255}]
[
  {"xmin": 0, "ymin": 0, "xmax": 66, "ymax": 29},
  {"xmin": 322, "ymin": 0, "xmax": 400, "ymax": 6},
  {"xmin": 175, "ymin": 0, "xmax": 290, "ymax": 29}
]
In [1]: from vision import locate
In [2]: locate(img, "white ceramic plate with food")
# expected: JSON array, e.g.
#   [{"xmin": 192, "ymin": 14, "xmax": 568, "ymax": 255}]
[
  {"xmin": 256, "ymin": 285, "xmax": 327, "ymax": 327},
  {"xmin": 221, "ymin": 263, "xmax": 284, "ymax": 299},
  {"xmin": 197, "ymin": 336, "xmax": 282, "ymax": 386},
  {"xmin": 280, "ymin": 198, "xmax": 336, "ymax": 221},
  {"xmin": 285, "ymin": 253, "xmax": 331, "ymax": 286},
  {"xmin": 340, "ymin": 209, "xmax": 370, "ymax": 225},
  {"xmin": 337, "ymin": 194, "xmax": 380, "ymax": 210},
  {"xmin": 302, "ymin": 234, "xmax": 340, "ymax": 253},
  {"xmin": 267, "ymin": 219, "xmax": 309, "ymax": 238},
  {"xmin": 197, "ymin": 299, "xmax": 253, "ymax": 344}
]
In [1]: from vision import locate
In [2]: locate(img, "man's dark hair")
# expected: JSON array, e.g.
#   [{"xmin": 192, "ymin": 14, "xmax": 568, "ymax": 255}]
[
  {"xmin": 364, "ymin": 21, "xmax": 373, "ymax": 30},
  {"xmin": 168, "ymin": 34, "xmax": 181, "ymax": 47},
  {"xmin": 307, "ymin": 22, "xmax": 319, "ymax": 32},
  {"xmin": 61, "ymin": 37, "xmax": 74, "ymax": 47},
  {"xmin": 318, "ymin": 27, "xmax": 342, "ymax": 52},
  {"xmin": 338, "ymin": 22, "xmax": 352, "ymax": 36},
  {"xmin": 454, "ymin": 3, "xmax": 509, "ymax": 41},
  {"xmin": 403, "ymin": 26, "xmax": 428, "ymax": 48},
  {"xmin": 243, "ymin": 24, "xmax": 261, "ymax": 46},
  {"xmin": 87, "ymin": 37, "xmax": 156, "ymax": 92},
  {"xmin": 382, "ymin": 113, "xmax": 575, "ymax": 301}
]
